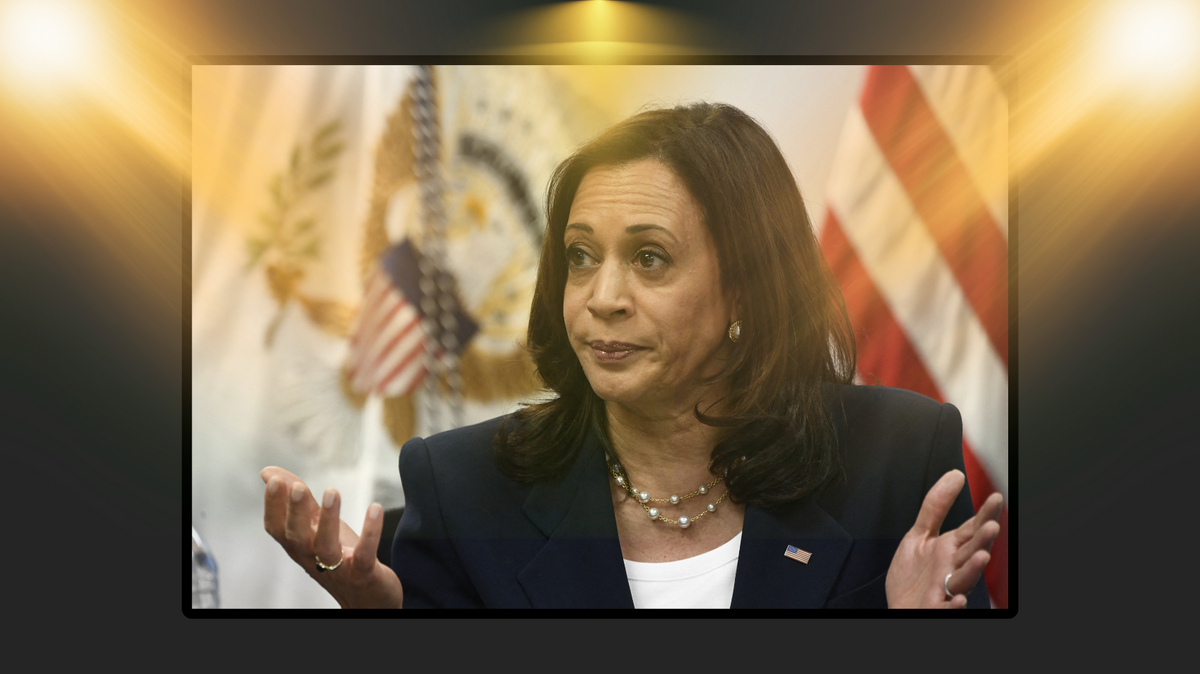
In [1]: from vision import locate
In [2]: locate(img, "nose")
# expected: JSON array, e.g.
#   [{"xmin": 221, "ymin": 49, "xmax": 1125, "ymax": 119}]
[{"xmin": 586, "ymin": 260, "xmax": 632, "ymax": 318}]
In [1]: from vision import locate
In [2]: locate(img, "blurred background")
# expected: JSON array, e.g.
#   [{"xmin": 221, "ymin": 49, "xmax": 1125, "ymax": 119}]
[{"xmin": 2, "ymin": 0, "xmax": 1198, "ymax": 618}]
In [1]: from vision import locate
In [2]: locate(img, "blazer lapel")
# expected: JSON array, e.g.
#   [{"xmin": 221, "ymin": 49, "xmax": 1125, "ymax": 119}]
[
  {"xmin": 730, "ymin": 494, "xmax": 853, "ymax": 609},
  {"xmin": 517, "ymin": 431, "xmax": 635, "ymax": 608}
]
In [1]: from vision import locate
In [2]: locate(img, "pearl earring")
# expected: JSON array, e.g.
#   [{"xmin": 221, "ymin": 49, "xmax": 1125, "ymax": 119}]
[{"xmin": 728, "ymin": 320, "xmax": 742, "ymax": 343}]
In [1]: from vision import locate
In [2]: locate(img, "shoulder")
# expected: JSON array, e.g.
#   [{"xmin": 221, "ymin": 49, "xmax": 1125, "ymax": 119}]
[
  {"xmin": 399, "ymin": 414, "xmax": 511, "ymax": 485},
  {"xmin": 822, "ymin": 383, "xmax": 960, "ymax": 455},
  {"xmin": 817, "ymin": 384, "xmax": 963, "ymax": 534},
  {"xmin": 823, "ymin": 382, "xmax": 948, "ymax": 424},
  {"xmin": 398, "ymin": 414, "xmax": 531, "ymax": 532}
]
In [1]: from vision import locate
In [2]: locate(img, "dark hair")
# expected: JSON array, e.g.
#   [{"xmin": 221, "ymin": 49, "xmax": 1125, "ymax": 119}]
[{"xmin": 494, "ymin": 102, "xmax": 856, "ymax": 508}]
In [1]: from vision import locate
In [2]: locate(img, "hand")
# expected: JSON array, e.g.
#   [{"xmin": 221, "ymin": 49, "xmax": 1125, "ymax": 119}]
[
  {"xmin": 885, "ymin": 470, "xmax": 1002, "ymax": 608},
  {"xmin": 261, "ymin": 466, "xmax": 404, "ymax": 608}
]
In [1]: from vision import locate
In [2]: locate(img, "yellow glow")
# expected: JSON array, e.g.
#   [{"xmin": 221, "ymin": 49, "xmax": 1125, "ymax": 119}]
[
  {"xmin": 996, "ymin": 0, "xmax": 1200, "ymax": 326},
  {"xmin": 1, "ymin": 0, "xmax": 100, "ymax": 89},
  {"xmin": 489, "ymin": 41, "xmax": 713, "ymax": 58},
  {"xmin": 0, "ymin": 0, "xmax": 186, "ymax": 174},
  {"xmin": 585, "ymin": 0, "xmax": 613, "ymax": 42},
  {"xmin": 0, "ymin": 0, "xmax": 188, "ymax": 331},
  {"xmin": 1099, "ymin": 0, "xmax": 1200, "ymax": 92},
  {"xmin": 480, "ymin": 0, "xmax": 718, "ymax": 56}
]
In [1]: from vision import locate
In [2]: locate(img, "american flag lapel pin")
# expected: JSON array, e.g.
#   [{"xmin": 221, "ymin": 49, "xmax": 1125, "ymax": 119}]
[{"xmin": 784, "ymin": 545, "xmax": 812, "ymax": 564}]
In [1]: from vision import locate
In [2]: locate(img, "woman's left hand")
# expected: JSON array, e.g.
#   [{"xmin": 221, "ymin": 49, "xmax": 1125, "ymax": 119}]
[{"xmin": 886, "ymin": 469, "xmax": 1003, "ymax": 608}]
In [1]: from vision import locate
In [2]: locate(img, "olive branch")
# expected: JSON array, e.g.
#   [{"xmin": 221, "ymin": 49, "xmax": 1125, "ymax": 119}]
[
  {"xmin": 246, "ymin": 119, "xmax": 344, "ymax": 270},
  {"xmin": 246, "ymin": 119, "xmax": 345, "ymax": 346}
]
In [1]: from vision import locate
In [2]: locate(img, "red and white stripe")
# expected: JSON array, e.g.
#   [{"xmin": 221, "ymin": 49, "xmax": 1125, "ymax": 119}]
[
  {"xmin": 346, "ymin": 265, "xmax": 429, "ymax": 398},
  {"xmin": 820, "ymin": 65, "xmax": 1009, "ymax": 607}
]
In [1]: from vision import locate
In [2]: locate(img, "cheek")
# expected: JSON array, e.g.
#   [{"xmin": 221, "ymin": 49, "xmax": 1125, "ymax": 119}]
[
  {"xmin": 677, "ymin": 273, "xmax": 725, "ymax": 319},
  {"xmin": 562, "ymin": 286, "xmax": 584, "ymax": 334},
  {"xmin": 672, "ymin": 284, "xmax": 728, "ymax": 349}
]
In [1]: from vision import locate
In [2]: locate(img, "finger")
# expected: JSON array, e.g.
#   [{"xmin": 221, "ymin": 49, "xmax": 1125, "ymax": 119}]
[
  {"xmin": 284, "ymin": 481, "xmax": 318, "ymax": 551},
  {"xmin": 953, "ymin": 492, "xmax": 1005, "ymax": 545},
  {"xmin": 946, "ymin": 594, "xmax": 968, "ymax": 609},
  {"xmin": 969, "ymin": 492, "xmax": 1003, "ymax": 528},
  {"xmin": 913, "ymin": 470, "xmax": 965, "ymax": 536},
  {"xmin": 350, "ymin": 503, "xmax": 385, "ymax": 575},
  {"xmin": 263, "ymin": 476, "xmax": 289, "ymax": 541},
  {"xmin": 313, "ymin": 488, "xmax": 344, "ymax": 569},
  {"xmin": 261, "ymin": 465, "xmax": 304, "ymax": 486},
  {"xmin": 982, "ymin": 492, "xmax": 1004, "ymax": 521},
  {"xmin": 952, "ymin": 510, "xmax": 982, "ymax": 545},
  {"xmin": 948, "ymin": 550, "xmax": 991, "ymax": 597},
  {"xmin": 953, "ymin": 519, "xmax": 1000, "ymax": 568}
]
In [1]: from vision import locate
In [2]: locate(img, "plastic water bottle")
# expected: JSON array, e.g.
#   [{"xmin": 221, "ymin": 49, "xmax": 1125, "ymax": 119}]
[{"xmin": 191, "ymin": 525, "xmax": 219, "ymax": 608}]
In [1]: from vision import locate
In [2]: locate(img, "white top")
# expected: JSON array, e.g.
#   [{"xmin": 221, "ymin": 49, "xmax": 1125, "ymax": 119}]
[{"xmin": 623, "ymin": 531, "xmax": 742, "ymax": 609}]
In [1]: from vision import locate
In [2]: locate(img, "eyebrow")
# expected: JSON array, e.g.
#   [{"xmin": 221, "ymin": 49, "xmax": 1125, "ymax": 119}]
[{"xmin": 564, "ymin": 223, "xmax": 678, "ymax": 241}]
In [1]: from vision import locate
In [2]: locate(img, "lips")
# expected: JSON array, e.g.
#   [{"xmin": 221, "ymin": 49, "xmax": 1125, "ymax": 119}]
[{"xmin": 589, "ymin": 341, "xmax": 644, "ymax": 362}]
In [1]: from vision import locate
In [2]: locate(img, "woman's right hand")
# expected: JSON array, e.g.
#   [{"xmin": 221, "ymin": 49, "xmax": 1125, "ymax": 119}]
[{"xmin": 261, "ymin": 466, "xmax": 404, "ymax": 608}]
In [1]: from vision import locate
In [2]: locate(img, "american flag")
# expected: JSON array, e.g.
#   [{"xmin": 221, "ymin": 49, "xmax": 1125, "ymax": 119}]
[
  {"xmin": 346, "ymin": 239, "xmax": 478, "ymax": 398},
  {"xmin": 784, "ymin": 545, "xmax": 812, "ymax": 564},
  {"xmin": 819, "ymin": 65, "xmax": 1009, "ymax": 607}
]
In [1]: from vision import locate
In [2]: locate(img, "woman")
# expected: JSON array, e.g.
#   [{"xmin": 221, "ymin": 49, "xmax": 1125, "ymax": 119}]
[{"xmin": 262, "ymin": 102, "xmax": 1003, "ymax": 609}]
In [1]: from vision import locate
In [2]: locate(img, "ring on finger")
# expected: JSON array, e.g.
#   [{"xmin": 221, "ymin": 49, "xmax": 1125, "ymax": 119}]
[
  {"xmin": 315, "ymin": 553, "xmax": 344, "ymax": 572},
  {"xmin": 944, "ymin": 572, "xmax": 954, "ymax": 599}
]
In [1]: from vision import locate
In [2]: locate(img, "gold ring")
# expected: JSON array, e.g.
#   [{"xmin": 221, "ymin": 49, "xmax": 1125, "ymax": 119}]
[{"xmin": 315, "ymin": 553, "xmax": 344, "ymax": 572}]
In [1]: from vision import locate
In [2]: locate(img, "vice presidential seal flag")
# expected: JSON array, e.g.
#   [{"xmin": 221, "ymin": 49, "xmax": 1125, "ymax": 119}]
[
  {"xmin": 192, "ymin": 65, "xmax": 608, "ymax": 607},
  {"xmin": 820, "ymin": 65, "xmax": 1010, "ymax": 607}
]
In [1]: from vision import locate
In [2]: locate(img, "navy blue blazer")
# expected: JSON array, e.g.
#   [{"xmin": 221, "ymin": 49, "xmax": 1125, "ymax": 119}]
[{"xmin": 392, "ymin": 384, "xmax": 990, "ymax": 608}]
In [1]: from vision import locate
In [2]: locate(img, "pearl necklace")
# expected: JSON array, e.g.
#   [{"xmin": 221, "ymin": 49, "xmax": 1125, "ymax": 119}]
[{"xmin": 607, "ymin": 460, "xmax": 729, "ymax": 528}]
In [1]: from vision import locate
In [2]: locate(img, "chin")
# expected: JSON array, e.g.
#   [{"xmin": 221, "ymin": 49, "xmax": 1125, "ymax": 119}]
[{"xmin": 583, "ymin": 371, "xmax": 646, "ymax": 407}]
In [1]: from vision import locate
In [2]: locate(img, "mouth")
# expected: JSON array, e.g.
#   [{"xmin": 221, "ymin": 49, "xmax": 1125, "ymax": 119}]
[{"xmin": 588, "ymin": 341, "xmax": 644, "ymax": 363}]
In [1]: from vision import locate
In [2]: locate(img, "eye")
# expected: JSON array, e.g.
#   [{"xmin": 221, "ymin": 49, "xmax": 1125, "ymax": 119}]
[
  {"xmin": 634, "ymin": 249, "xmax": 667, "ymax": 271},
  {"xmin": 566, "ymin": 245, "xmax": 596, "ymax": 269}
]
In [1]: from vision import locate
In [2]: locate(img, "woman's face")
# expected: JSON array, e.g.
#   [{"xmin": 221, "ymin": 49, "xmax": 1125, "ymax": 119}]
[{"xmin": 563, "ymin": 159, "xmax": 736, "ymax": 415}]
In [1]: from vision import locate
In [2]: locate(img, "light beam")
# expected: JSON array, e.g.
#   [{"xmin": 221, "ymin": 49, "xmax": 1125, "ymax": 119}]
[
  {"xmin": 1, "ymin": 0, "xmax": 100, "ymax": 92},
  {"xmin": 1098, "ymin": 0, "xmax": 1200, "ymax": 94}
]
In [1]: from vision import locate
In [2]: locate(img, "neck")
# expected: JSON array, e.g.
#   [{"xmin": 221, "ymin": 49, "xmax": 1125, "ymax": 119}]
[{"xmin": 604, "ymin": 395, "xmax": 729, "ymax": 497}]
